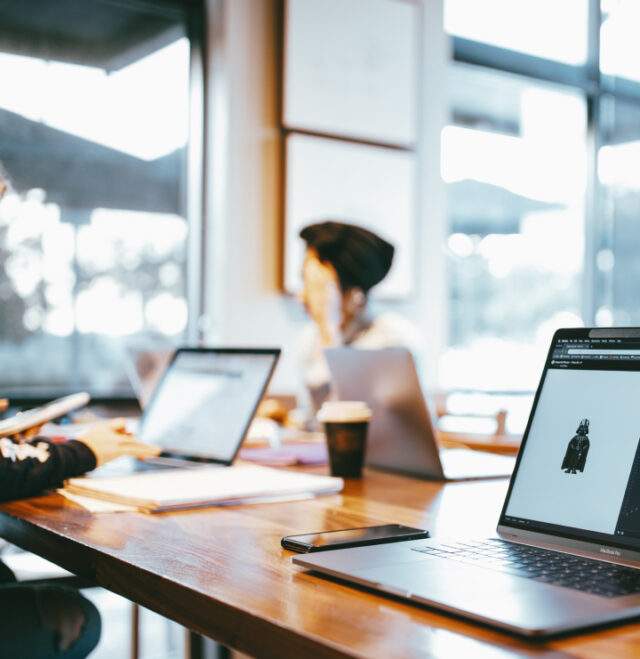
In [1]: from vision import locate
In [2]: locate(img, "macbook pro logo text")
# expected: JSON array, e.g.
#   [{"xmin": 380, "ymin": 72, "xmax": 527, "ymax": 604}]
[{"xmin": 600, "ymin": 547, "xmax": 621, "ymax": 557}]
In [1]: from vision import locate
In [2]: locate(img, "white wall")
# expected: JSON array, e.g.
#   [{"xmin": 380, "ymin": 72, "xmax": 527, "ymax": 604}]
[
  {"xmin": 202, "ymin": 0, "xmax": 449, "ymax": 394},
  {"xmin": 203, "ymin": 0, "xmax": 303, "ymax": 393}
]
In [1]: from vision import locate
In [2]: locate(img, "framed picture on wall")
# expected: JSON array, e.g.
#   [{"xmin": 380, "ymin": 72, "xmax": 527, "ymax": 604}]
[
  {"xmin": 284, "ymin": 133, "xmax": 416, "ymax": 299},
  {"xmin": 283, "ymin": 0, "xmax": 419, "ymax": 146}
]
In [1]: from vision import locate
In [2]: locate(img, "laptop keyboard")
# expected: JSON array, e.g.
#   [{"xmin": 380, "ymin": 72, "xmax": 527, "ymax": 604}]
[{"xmin": 412, "ymin": 538, "xmax": 640, "ymax": 598}]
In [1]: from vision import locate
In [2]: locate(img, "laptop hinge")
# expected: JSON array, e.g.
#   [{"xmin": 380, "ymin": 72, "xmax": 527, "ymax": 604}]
[{"xmin": 497, "ymin": 526, "xmax": 640, "ymax": 570}]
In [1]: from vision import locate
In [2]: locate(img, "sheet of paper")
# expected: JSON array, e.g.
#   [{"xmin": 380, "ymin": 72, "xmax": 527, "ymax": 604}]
[{"xmin": 57, "ymin": 489, "xmax": 139, "ymax": 513}]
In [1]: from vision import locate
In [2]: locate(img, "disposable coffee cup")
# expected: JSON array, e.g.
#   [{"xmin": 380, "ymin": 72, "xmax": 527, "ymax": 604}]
[{"xmin": 317, "ymin": 401, "xmax": 372, "ymax": 478}]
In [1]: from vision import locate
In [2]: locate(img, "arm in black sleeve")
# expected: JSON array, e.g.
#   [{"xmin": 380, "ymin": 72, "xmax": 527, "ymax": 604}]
[{"xmin": 0, "ymin": 438, "xmax": 97, "ymax": 502}]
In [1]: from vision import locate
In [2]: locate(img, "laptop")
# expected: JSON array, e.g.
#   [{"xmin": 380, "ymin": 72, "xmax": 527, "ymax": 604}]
[
  {"xmin": 325, "ymin": 347, "xmax": 514, "ymax": 480},
  {"xmin": 124, "ymin": 346, "xmax": 173, "ymax": 409},
  {"xmin": 295, "ymin": 329, "xmax": 640, "ymax": 637},
  {"xmin": 132, "ymin": 347, "xmax": 280, "ymax": 469}
]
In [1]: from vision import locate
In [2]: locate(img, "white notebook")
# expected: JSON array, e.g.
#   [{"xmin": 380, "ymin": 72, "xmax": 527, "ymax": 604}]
[{"xmin": 65, "ymin": 465, "xmax": 343, "ymax": 512}]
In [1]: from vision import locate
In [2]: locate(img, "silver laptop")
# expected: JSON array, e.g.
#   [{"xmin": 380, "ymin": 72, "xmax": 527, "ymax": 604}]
[
  {"xmin": 296, "ymin": 329, "xmax": 640, "ymax": 637},
  {"xmin": 133, "ymin": 347, "xmax": 280, "ymax": 469},
  {"xmin": 325, "ymin": 347, "xmax": 514, "ymax": 480}
]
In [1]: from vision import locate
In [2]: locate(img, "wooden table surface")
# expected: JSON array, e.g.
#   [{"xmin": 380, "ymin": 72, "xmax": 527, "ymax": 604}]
[{"xmin": 1, "ymin": 468, "xmax": 639, "ymax": 658}]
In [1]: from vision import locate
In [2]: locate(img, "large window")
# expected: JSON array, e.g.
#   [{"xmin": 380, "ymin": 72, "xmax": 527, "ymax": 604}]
[
  {"xmin": 441, "ymin": 65, "xmax": 586, "ymax": 390},
  {"xmin": 597, "ymin": 97, "xmax": 640, "ymax": 327},
  {"xmin": 444, "ymin": 0, "xmax": 589, "ymax": 65},
  {"xmin": 596, "ymin": 0, "xmax": 640, "ymax": 326},
  {"xmin": 440, "ymin": 0, "xmax": 640, "ymax": 393},
  {"xmin": 0, "ymin": 0, "xmax": 203, "ymax": 398}
]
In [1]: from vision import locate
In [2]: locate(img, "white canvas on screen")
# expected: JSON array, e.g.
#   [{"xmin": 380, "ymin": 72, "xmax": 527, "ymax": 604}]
[
  {"xmin": 506, "ymin": 368, "xmax": 640, "ymax": 535},
  {"xmin": 284, "ymin": 133, "xmax": 415, "ymax": 298}
]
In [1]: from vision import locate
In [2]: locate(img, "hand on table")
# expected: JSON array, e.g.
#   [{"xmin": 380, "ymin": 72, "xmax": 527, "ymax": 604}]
[
  {"xmin": 257, "ymin": 398, "xmax": 289, "ymax": 425},
  {"xmin": 77, "ymin": 418, "xmax": 161, "ymax": 466}
]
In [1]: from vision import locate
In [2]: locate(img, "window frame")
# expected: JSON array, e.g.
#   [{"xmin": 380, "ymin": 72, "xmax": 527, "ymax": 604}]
[
  {"xmin": 0, "ymin": 0, "xmax": 207, "ymax": 403},
  {"xmin": 448, "ymin": 0, "xmax": 640, "ymax": 331}
]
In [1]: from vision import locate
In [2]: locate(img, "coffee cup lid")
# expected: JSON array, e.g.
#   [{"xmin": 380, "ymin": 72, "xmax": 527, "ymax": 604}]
[{"xmin": 317, "ymin": 400, "xmax": 372, "ymax": 423}]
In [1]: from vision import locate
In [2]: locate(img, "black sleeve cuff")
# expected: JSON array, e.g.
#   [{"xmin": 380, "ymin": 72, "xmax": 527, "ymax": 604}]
[{"xmin": 64, "ymin": 440, "xmax": 98, "ymax": 476}]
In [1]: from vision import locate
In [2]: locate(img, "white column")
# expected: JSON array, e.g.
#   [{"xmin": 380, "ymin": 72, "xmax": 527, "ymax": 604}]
[{"xmin": 415, "ymin": 0, "xmax": 450, "ymax": 389}]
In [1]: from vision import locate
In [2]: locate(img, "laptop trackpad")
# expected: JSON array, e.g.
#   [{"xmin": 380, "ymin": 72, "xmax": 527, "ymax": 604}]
[{"xmin": 352, "ymin": 559, "xmax": 615, "ymax": 633}]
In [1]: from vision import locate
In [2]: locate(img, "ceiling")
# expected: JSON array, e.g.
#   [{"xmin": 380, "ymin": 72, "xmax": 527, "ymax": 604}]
[{"xmin": 0, "ymin": 0, "xmax": 191, "ymax": 71}]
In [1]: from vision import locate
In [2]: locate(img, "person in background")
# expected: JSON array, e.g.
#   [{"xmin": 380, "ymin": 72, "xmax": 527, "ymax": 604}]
[
  {"xmin": 0, "ymin": 165, "xmax": 161, "ymax": 657},
  {"xmin": 298, "ymin": 220, "xmax": 419, "ymax": 413}
]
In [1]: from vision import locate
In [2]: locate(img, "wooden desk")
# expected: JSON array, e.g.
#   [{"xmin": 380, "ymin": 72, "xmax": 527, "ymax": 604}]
[
  {"xmin": 438, "ymin": 431, "xmax": 521, "ymax": 455},
  {"xmin": 0, "ymin": 470, "xmax": 639, "ymax": 658}
]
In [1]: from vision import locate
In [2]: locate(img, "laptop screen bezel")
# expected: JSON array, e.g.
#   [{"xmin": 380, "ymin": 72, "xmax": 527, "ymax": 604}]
[
  {"xmin": 138, "ymin": 346, "xmax": 281, "ymax": 465},
  {"xmin": 497, "ymin": 327, "xmax": 640, "ymax": 561}
]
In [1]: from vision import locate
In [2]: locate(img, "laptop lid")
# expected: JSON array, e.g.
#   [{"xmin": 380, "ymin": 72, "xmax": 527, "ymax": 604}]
[
  {"xmin": 325, "ymin": 347, "xmax": 444, "ymax": 478},
  {"xmin": 138, "ymin": 347, "xmax": 280, "ymax": 465},
  {"xmin": 498, "ymin": 328, "xmax": 640, "ymax": 562}
]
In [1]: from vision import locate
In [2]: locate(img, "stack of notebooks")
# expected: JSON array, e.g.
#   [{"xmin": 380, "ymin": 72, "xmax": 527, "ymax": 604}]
[{"xmin": 65, "ymin": 464, "xmax": 343, "ymax": 512}]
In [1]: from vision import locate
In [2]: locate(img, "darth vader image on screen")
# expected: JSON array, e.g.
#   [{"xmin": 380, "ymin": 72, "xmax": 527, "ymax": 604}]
[{"xmin": 562, "ymin": 418, "xmax": 590, "ymax": 474}]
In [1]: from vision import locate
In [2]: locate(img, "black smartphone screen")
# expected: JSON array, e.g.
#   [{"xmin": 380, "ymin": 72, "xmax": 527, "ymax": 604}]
[{"xmin": 282, "ymin": 524, "xmax": 429, "ymax": 552}]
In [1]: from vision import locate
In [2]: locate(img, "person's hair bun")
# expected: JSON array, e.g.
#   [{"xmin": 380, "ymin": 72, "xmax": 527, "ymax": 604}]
[{"xmin": 300, "ymin": 220, "xmax": 394, "ymax": 293}]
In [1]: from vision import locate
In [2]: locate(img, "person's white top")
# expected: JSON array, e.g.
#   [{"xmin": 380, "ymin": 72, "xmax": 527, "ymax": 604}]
[{"xmin": 298, "ymin": 311, "xmax": 421, "ymax": 395}]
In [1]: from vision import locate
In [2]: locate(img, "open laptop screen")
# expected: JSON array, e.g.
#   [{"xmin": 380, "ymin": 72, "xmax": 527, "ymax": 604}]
[
  {"xmin": 501, "ymin": 329, "xmax": 640, "ymax": 551},
  {"xmin": 138, "ymin": 348, "xmax": 279, "ymax": 463}
]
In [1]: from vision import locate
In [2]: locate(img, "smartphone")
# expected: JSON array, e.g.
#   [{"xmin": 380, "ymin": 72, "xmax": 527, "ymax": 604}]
[
  {"xmin": 0, "ymin": 393, "xmax": 90, "ymax": 438},
  {"xmin": 281, "ymin": 524, "xmax": 429, "ymax": 553}
]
